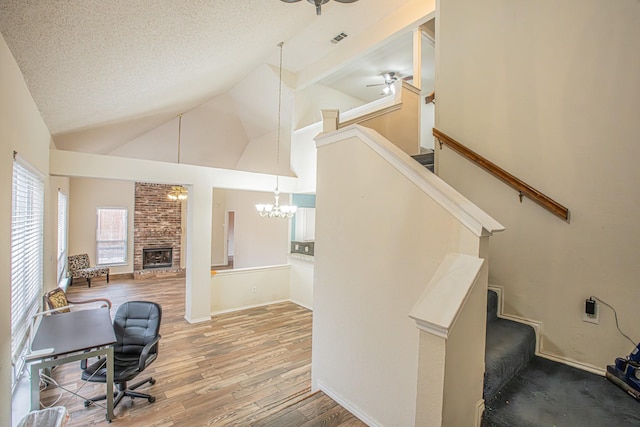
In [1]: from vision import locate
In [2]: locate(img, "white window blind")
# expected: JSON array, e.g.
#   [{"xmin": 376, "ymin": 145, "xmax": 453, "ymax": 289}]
[
  {"xmin": 11, "ymin": 156, "xmax": 44, "ymax": 377},
  {"xmin": 57, "ymin": 190, "xmax": 68, "ymax": 283},
  {"xmin": 96, "ymin": 208, "xmax": 128, "ymax": 265}
]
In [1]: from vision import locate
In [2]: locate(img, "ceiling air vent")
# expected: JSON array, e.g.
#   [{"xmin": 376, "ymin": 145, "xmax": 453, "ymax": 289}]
[{"xmin": 331, "ymin": 32, "xmax": 348, "ymax": 44}]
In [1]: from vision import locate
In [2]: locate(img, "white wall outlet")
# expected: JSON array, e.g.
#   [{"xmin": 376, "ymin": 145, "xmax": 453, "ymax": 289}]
[
  {"xmin": 251, "ymin": 286, "xmax": 257, "ymax": 293},
  {"xmin": 583, "ymin": 300, "xmax": 599, "ymax": 324}
]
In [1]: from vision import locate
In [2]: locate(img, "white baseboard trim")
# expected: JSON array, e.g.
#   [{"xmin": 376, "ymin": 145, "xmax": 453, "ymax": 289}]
[
  {"xmin": 183, "ymin": 315, "xmax": 212, "ymax": 324},
  {"xmin": 488, "ymin": 285, "xmax": 605, "ymax": 376},
  {"xmin": 488, "ymin": 285, "xmax": 542, "ymax": 353},
  {"xmin": 210, "ymin": 299, "xmax": 290, "ymax": 316},
  {"xmin": 475, "ymin": 399, "xmax": 485, "ymax": 427},
  {"xmin": 537, "ymin": 351, "xmax": 605, "ymax": 376},
  {"xmin": 316, "ymin": 381, "xmax": 381, "ymax": 427},
  {"xmin": 289, "ymin": 298, "xmax": 313, "ymax": 311}
]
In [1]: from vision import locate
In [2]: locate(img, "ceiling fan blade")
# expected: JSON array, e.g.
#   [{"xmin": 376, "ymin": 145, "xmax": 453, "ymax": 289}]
[
  {"xmin": 366, "ymin": 83, "xmax": 384, "ymax": 87},
  {"xmin": 334, "ymin": 0, "xmax": 359, "ymax": 3},
  {"xmin": 280, "ymin": 0, "xmax": 303, "ymax": 3}
]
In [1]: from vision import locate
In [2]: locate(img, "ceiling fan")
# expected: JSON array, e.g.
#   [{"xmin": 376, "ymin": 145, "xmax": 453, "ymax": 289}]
[
  {"xmin": 280, "ymin": 0, "xmax": 359, "ymax": 16},
  {"xmin": 366, "ymin": 72, "xmax": 400, "ymax": 95}
]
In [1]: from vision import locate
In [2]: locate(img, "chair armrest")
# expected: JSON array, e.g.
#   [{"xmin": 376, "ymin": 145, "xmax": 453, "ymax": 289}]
[
  {"xmin": 67, "ymin": 297, "xmax": 112, "ymax": 310},
  {"xmin": 138, "ymin": 335, "xmax": 161, "ymax": 371}
]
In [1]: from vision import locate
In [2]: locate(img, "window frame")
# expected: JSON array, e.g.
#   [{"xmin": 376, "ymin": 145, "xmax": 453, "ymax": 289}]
[
  {"xmin": 57, "ymin": 190, "xmax": 68, "ymax": 284},
  {"xmin": 96, "ymin": 207, "xmax": 128, "ymax": 266},
  {"xmin": 11, "ymin": 155, "xmax": 45, "ymax": 386}
]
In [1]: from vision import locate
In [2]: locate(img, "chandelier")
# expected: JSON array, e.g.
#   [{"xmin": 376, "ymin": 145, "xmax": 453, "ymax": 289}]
[
  {"xmin": 256, "ymin": 42, "xmax": 297, "ymax": 219},
  {"xmin": 168, "ymin": 113, "xmax": 188, "ymax": 202},
  {"xmin": 168, "ymin": 185, "xmax": 188, "ymax": 201},
  {"xmin": 256, "ymin": 190, "xmax": 297, "ymax": 218},
  {"xmin": 280, "ymin": 0, "xmax": 359, "ymax": 16}
]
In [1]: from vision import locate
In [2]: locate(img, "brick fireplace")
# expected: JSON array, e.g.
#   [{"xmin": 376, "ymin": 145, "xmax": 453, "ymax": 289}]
[{"xmin": 134, "ymin": 182, "xmax": 183, "ymax": 277}]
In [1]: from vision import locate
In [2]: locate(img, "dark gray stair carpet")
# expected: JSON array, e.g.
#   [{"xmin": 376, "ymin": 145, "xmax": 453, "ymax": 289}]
[
  {"xmin": 484, "ymin": 316, "xmax": 536, "ymax": 401},
  {"xmin": 411, "ymin": 153, "xmax": 434, "ymax": 172},
  {"xmin": 487, "ymin": 288, "xmax": 498, "ymax": 322},
  {"xmin": 482, "ymin": 356, "xmax": 640, "ymax": 427},
  {"xmin": 484, "ymin": 290, "xmax": 536, "ymax": 402}
]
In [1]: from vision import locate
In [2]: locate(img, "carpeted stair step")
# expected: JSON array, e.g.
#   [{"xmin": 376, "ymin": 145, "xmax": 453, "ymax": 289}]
[
  {"xmin": 482, "ymin": 356, "xmax": 640, "ymax": 426},
  {"xmin": 484, "ymin": 290, "xmax": 536, "ymax": 402},
  {"xmin": 411, "ymin": 153, "xmax": 434, "ymax": 172},
  {"xmin": 486, "ymin": 289, "xmax": 498, "ymax": 322}
]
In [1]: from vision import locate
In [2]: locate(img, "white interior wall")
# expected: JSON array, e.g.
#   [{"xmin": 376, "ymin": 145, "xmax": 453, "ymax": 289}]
[
  {"xmin": 313, "ymin": 132, "xmax": 485, "ymax": 426},
  {"xmin": 420, "ymin": 35, "xmax": 435, "ymax": 150},
  {"xmin": 294, "ymin": 83, "xmax": 365, "ymax": 130},
  {"xmin": 223, "ymin": 189, "xmax": 290, "ymax": 269},
  {"xmin": 68, "ymin": 178, "xmax": 135, "ymax": 275},
  {"xmin": 437, "ymin": 0, "xmax": 640, "ymax": 369},
  {"xmin": 211, "ymin": 188, "xmax": 227, "ymax": 266},
  {"xmin": 1, "ymin": 34, "xmax": 53, "ymax": 426},
  {"xmin": 109, "ymin": 93, "xmax": 250, "ymax": 170},
  {"xmin": 288, "ymin": 256, "xmax": 314, "ymax": 309}
]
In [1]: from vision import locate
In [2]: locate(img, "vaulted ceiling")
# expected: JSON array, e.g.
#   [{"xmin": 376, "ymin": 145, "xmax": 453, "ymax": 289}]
[{"xmin": 0, "ymin": 0, "xmax": 432, "ymax": 162}]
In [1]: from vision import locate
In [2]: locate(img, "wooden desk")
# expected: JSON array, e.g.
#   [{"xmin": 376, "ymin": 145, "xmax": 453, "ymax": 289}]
[{"xmin": 28, "ymin": 307, "xmax": 116, "ymax": 422}]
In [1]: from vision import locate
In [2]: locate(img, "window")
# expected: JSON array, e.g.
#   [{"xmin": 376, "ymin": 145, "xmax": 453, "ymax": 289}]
[
  {"xmin": 57, "ymin": 190, "xmax": 68, "ymax": 283},
  {"xmin": 96, "ymin": 208, "xmax": 128, "ymax": 265},
  {"xmin": 11, "ymin": 155, "xmax": 44, "ymax": 384}
]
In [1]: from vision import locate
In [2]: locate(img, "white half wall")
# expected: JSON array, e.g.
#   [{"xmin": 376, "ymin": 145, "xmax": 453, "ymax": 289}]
[
  {"xmin": 288, "ymin": 255, "xmax": 314, "ymax": 310},
  {"xmin": 210, "ymin": 265, "xmax": 290, "ymax": 315},
  {"xmin": 312, "ymin": 127, "xmax": 496, "ymax": 426}
]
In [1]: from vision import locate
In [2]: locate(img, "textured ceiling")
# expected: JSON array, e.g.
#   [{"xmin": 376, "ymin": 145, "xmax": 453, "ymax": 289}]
[{"xmin": 0, "ymin": 0, "xmax": 417, "ymax": 139}]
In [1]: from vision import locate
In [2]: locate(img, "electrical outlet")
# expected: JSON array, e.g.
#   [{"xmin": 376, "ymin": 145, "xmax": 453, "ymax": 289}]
[
  {"xmin": 583, "ymin": 299, "xmax": 599, "ymax": 324},
  {"xmin": 251, "ymin": 286, "xmax": 257, "ymax": 293}
]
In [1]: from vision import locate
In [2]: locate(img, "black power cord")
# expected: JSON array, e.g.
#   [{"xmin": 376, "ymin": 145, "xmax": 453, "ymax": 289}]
[{"xmin": 591, "ymin": 296, "xmax": 637, "ymax": 347}]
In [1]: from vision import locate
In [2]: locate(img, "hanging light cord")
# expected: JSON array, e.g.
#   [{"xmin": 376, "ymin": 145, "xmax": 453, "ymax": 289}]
[
  {"xmin": 177, "ymin": 113, "xmax": 183, "ymax": 164},
  {"xmin": 275, "ymin": 41, "xmax": 284, "ymax": 193}
]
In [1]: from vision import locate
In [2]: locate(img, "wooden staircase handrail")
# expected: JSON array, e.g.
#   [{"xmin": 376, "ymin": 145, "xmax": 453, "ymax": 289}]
[{"xmin": 433, "ymin": 128, "xmax": 570, "ymax": 222}]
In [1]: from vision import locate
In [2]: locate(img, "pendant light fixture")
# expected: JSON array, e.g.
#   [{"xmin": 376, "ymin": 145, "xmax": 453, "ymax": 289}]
[
  {"xmin": 168, "ymin": 113, "xmax": 188, "ymax": 201},
  {"xmin": 280, "ymin": 0, "xmax": 359, "ymax": 16},
  {"xmin": 256, "ymin": 42, "xmax": 297, "ymax": 219}
]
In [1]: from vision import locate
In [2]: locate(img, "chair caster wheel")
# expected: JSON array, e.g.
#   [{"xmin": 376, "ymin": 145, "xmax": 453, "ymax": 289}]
[
  {"xmin": 148, "ymin": 396, "xmax": 156, "ymax": 403},
  {"xmin": 84, "ymin": 400, "xmax": 92, "ymax": 407},
  {"xmin": 150, "ymin": 378, "xmax": 156, "ymax": 385}
]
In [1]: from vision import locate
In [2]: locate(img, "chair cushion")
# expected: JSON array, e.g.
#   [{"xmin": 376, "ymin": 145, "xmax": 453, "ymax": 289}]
[
  {"xmin": 68, "ymin": 254, "xmax": 90, "ymax": 270},
  {"xmin": 70, "ymin": 266, "xmax": 109, "ymax": 279},
  {"xmin": 82, "ymin": 353, "xmax": 157, "ymax": 383},
  {"xmin": 44, "ymin": 289, "xmax": 70, "ymax": 313}
]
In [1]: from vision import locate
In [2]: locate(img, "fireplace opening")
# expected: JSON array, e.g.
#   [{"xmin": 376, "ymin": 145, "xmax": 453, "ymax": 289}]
[{"xmin": 143, "ymin": 247, "xmax": 173, "ymax": 269}]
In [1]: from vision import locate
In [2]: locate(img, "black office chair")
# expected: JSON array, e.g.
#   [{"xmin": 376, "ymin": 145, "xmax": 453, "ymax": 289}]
[{"xmin": 81, "ymin": 301, "xmax": 162, "ymax": 410}]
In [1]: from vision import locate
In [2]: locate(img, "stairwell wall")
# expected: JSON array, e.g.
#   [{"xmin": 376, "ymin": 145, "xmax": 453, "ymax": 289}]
[
  {"xmin": 436, "ymin": 0, "xmax": 640, "ymax": 369},
  {"xmin": 313, "ymin": 129, "xmax": 493, "ymax": 426}
]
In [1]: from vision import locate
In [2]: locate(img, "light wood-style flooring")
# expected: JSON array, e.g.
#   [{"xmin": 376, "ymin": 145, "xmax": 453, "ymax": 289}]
[{"xmin": 39, "ymin": 276, "xmax": 365, "ymax": 426}]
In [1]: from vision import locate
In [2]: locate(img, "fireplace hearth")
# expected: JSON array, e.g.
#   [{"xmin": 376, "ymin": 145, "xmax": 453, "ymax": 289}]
[{"xmin": 143, "ymin": 247, "xmax": 173, "ymax": 269}]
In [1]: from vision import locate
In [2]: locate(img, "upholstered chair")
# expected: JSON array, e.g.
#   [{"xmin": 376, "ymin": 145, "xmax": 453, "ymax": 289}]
[
  {"xmin": 42, "ymin": 287, "xmax": 112, "ymax": 314},
  {"xmin": 68, "ymin": 254, "xmax": 110, "ymax": 287}
]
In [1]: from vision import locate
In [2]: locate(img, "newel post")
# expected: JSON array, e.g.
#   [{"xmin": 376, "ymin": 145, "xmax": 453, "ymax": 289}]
[
  {"xmin": 321, "ymin": 109, "xmax": 340, "ymax": 133},
  {"xmin": 409, "ymin": 254, "xmax": 488, "ymax": 426}
]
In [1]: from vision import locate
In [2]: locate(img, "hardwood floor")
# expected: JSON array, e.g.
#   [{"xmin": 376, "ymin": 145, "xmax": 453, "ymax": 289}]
[{"xmin": 39, "ymin": 276, "xmax": 365, "ymax": 426}]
